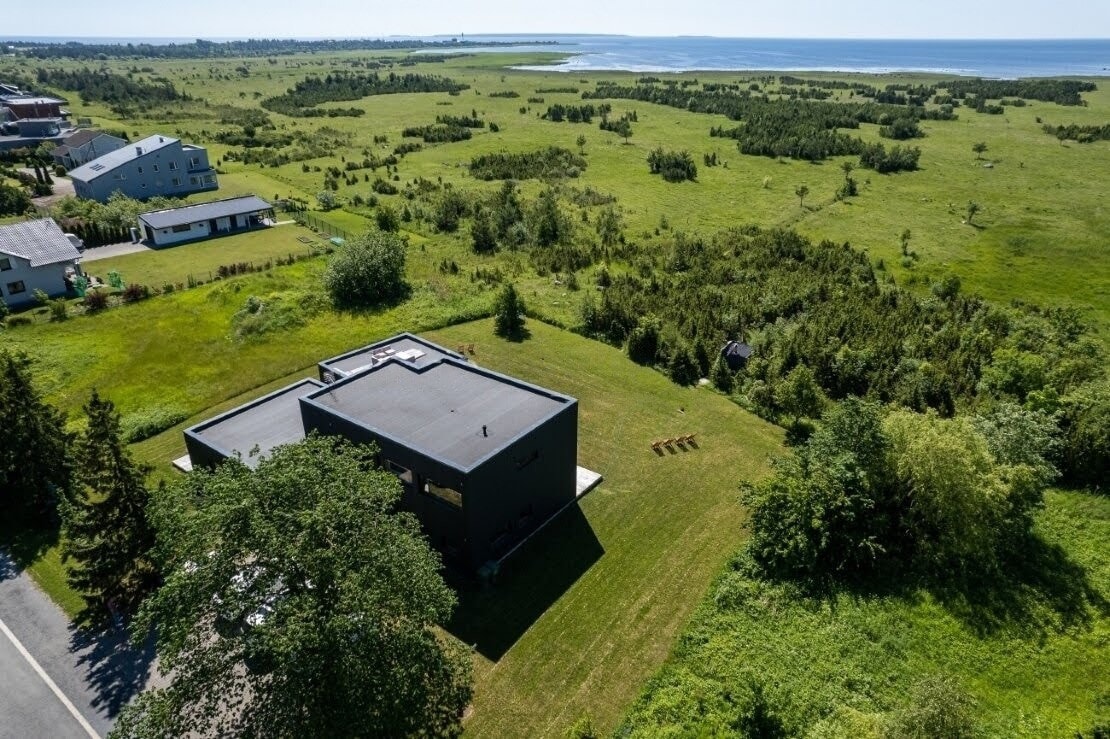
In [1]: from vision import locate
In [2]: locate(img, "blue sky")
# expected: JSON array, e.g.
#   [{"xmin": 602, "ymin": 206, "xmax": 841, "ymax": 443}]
[{"xmin": 3, "ymin": 0, "xmax": 1108, "ymax": 39}]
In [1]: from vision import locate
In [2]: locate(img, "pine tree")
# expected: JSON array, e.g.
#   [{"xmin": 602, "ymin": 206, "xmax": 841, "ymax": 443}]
[
  {"xmin": 62, "ymin": 390, "xmax": 158, "ymax": 622},
  {"xmin": 493, "ymin": 283, "xmax": 526, "ymax": 339},
  {"xmin": 0, "ymin": 350, "xmax": 72, "ymax": 522},
  {"xmin": 470, "ymin": 207, "xmax": 497, "ymax": 254}
]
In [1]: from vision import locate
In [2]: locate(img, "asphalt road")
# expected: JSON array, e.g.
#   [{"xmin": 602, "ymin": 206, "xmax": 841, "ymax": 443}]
[{"xmin": 0, "ymin": 552, "xmax": 156, "ymax": 739}]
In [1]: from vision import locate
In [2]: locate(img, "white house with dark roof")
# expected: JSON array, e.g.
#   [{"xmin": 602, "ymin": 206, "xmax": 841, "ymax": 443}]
[
  {"xmin": 0, "ymin": 218, "xmax": 83, "ymax": 308},
  {"xmin": 137, "ymin": 195, "xmax": 274, "ymax": 246},
  {"xmin": 69, "ymin": 134, "xmax": 218, "ymax": 202}
]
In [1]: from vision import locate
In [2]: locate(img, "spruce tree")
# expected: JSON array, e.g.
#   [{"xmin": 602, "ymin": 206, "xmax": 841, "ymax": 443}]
[
  {"xmin": 0, "ymin": 350, "xmax": 72, "ymax": 522},
  {"xmin": 493, "ymin": 283, "xmax": 526, "ymax": 339},
  {"xmin": 62, "ymin": 390, "xmax": 158, "ymax": 621}
]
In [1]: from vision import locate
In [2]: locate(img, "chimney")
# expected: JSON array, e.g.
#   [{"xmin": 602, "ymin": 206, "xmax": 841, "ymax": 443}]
[
  {"xmin": 158, "ymin": 136, "xmax": 164, "ymax": 143},
  {"xmin": 135, "ymin": 146, "xmax": 143, "ymax": 156}
]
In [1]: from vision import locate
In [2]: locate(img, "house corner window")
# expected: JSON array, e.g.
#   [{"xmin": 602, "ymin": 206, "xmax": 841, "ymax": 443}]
[
  {"xmin": 6, "ymin": 280, "xmax": 26, "ymax": 294},
  {"xmin": 0, "ymin": 257, "xmax": 11, "ymax": 272},
  {"xmin": 423, "ymin": 480, "xmax": 462, "ymax": 508}
]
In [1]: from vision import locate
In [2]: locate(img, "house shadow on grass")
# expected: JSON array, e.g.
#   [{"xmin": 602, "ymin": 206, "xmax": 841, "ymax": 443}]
[
  {"xmin": 68, "ymin": 624, "xmax": 157, "ymax": 719},
  {"xmin": 447, "ymin": 504, "xmax": 602, "ymax": 661}
]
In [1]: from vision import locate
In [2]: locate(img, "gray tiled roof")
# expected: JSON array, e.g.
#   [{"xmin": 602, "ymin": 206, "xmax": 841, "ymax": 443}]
[
  {"xmin": 0, "ymin": 218, "xmax": 81, "ymax": 267},
  {"xmin": 68, "ymin": 134, "xmax": 178, "ymax": 182},
  {"xmin": 61, "ymin": 128, "xmax": 105, "ymax": 148},
  {"xmin": 138, "ymin": 195, "xmax": 272, "ymax": 230}
]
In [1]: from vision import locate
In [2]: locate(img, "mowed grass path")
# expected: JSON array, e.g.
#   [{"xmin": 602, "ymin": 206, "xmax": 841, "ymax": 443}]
[{"xmin": 128, "ymin": 319, "xmax": 783, "ymax": 737}]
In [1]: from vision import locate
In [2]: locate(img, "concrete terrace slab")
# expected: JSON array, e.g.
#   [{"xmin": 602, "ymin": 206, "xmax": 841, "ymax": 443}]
[{"xmin": 575, "ymin": 466, "xmax": 603, "ymax": 498}]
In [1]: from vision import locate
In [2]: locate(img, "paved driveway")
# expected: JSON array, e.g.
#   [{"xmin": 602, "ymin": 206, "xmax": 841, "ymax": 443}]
[
  {"xmin": 79, "ymin": 241, "xmax": 152, "ymax": 262},
  {"xmin": 0, "ymin": 553, "xmax": 156, "ymax": 739}
]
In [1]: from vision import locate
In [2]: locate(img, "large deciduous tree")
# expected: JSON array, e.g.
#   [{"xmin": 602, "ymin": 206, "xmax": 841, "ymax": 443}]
[
  {"xmin": 323, "ymin": 230, "xmax": 408, "ymax": 309},
  {"xmin": 61, "ymin": 390, "xmax": 158, "ymax": 622},
  {"xmin": 0, "ymin": 350, "xmax": 72, "ymax": 522},
  {"xmin": 112, "ymin": 435, "xmax": 471, "ymax": 738}
]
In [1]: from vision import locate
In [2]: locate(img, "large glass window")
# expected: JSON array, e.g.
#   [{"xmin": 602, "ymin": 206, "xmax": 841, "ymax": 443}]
[
  {"xmin": 6, "ymin": 280, "xmax": 26, "ymax": 294},
  {"xmin": 0, "ymin": 257, "xmax": 11, "ymax": 271}
]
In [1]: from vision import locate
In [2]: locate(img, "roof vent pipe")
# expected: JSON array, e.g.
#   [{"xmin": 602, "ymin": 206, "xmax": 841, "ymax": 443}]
[
  {"xmin": 135, "ymin": 146, "xmax": 143, "ymax": 155},
  {"xmin": 482, "ymin": 425, "xmax": 488, "ymax": 437}
]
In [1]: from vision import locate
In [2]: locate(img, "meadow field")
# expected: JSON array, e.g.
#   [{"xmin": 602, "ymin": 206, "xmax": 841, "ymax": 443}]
[{"xmin": 1, "ymin": 48, "xmax": 1107, "ymax": 736}]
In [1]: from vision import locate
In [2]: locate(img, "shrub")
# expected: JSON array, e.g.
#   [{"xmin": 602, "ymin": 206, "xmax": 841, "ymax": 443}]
[
  {"xmin": 48, "ymin": 299, "xmax": 68, "ymax": 321},
  {"xmin": 324, "ymin": 231, "xmax": 408, "ymax": 309},
  {"xmin": 120, "ymin": 406, "xmax": 188, "ymax": 443},
  {"xmin": 433, "ymin": 189, "xmax": 470, "ymax": 232},
  {"xmin": 469, "ymin": 147, "xmax": 586, "ymax": 180},
  {"xmin": 82, "ymin": 290, "xmax": 109, "ymax": 312},
  {"xmin": 6, "ymin": 315, "xmax": 33, "ymax": 327},
  {"xmin": 375, "ymin": 205, "xmax": 399, "ymax": 232},
  {"xmin": 884, "ymin": 675, "xmax": 976, "ymax": 739},
  {"xmin": 667, "ymin": 343, "xmax": 699, "ymax": 385},
  {"xmin": 120, "ymin": 284, "xmax": 150, "ymax": 303},
  {"xmin": 647, "ymin": 148, "xmax": 697, "ymax": 182},
  {"xmin": 626, "ymin": 315, "xmax": 661, "ymax": 365}
]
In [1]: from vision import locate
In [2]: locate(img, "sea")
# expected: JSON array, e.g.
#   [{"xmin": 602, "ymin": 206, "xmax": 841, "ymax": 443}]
[{"xmin": 5, "ymin": 35, "xmax": 1109, "ymax": 79}]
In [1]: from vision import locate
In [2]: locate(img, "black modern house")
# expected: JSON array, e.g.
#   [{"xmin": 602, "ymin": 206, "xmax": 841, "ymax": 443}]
[{"xmin": 183, "ymin": 334, "xmax": 580, "ymax": 573}]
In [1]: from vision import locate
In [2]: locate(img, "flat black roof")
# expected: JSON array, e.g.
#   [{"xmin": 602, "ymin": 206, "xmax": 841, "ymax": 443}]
[
  {"xmin": 304, "ymin": 359, "xmax": 572, "ymax": 471},
  {"xmin": 138, "ymin": 195, "xmax": 271, "ymax": 230},
  {"xmin": 321, "ymin": 333, "xmax": 463, "ymax": 377},
  {"xmin": 186, "ymin": 378, "xmax": 323, "ymax": 469}
]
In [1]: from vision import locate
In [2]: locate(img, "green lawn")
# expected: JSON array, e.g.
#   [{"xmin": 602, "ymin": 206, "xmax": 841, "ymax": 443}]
[
  {"xmin": 20, "ymin": 317, "xmax": 784, "ymax": 737},
  {"xmin": 84, "ymin": 224, "xmax": 325, "ymax": 288},
  {"xmin": 2, "ymin": 50, "xmax": 1107, "ymax": 737},
  {"xmin": 422, "ymin": 321, "xmax": 783, "ymax": 737},
  {"xmin": 15, "ymin": 53, "xmax": 1106, "ymax": 334},
  {"xmin": 619, "ymin": 489, "xmax": 1110, "ymax": 737}
]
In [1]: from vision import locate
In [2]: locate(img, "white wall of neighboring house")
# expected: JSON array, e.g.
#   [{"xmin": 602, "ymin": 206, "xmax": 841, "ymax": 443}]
[
  {"xmin": 0, "ymin": 253, "xmax": 78, "ymax": 307},
  {"xmin": 148, "ymin": 219, "xmax": 211, "ymax": 247}
]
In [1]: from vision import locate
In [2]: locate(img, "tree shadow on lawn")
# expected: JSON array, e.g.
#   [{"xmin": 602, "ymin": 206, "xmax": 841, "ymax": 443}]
[
  {"xmin": 447, "ymin": 504, "xmax": 603, "ymax": 661},
  {"xmin": 0, "ymin": 521, "xmax": 59, "ymax": 583},
  {"xmin": 928, "ymin": 534, "xmax": 1109, "ymax": 640},
  {"xmin": 827, "ymin": 533, "xmax": 1109, "ymax": 640},
  {"xmin": 68, "ymin": 624, "xmax": 157, "ymax": 719}
]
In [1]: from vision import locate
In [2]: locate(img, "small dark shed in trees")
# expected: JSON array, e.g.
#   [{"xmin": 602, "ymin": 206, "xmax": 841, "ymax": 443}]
[{"xmin": 721, "ymin": 340, "xmax": 753, "ymax": 371}]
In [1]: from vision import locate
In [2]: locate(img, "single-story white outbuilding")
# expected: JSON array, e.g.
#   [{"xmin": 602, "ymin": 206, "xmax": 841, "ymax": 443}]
[{"xmin": 137, "ymin": 195, "xmax": 274, "ymax": 247}]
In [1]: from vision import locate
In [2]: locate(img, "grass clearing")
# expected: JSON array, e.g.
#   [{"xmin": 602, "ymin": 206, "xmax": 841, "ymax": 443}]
[
  {"xmin": 2, "ymin": 49, "xmax": 1107, "ymax": 737},
  {"xmin": 84, "ymin": 224, "xmax": 325, "ymax": 287},
  {"xmin": 125, "ymin": 318, "xmax": 783, "ymax": 737},
  {"xmin": 619, "ymin": 489, "xmax": 1110, "ymax": 737}
]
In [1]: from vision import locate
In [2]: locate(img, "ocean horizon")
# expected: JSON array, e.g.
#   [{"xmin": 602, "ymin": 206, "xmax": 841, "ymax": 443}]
[{"xmin": 4, "ymin": 35, "xmax": 1109, "ymax": 78}]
